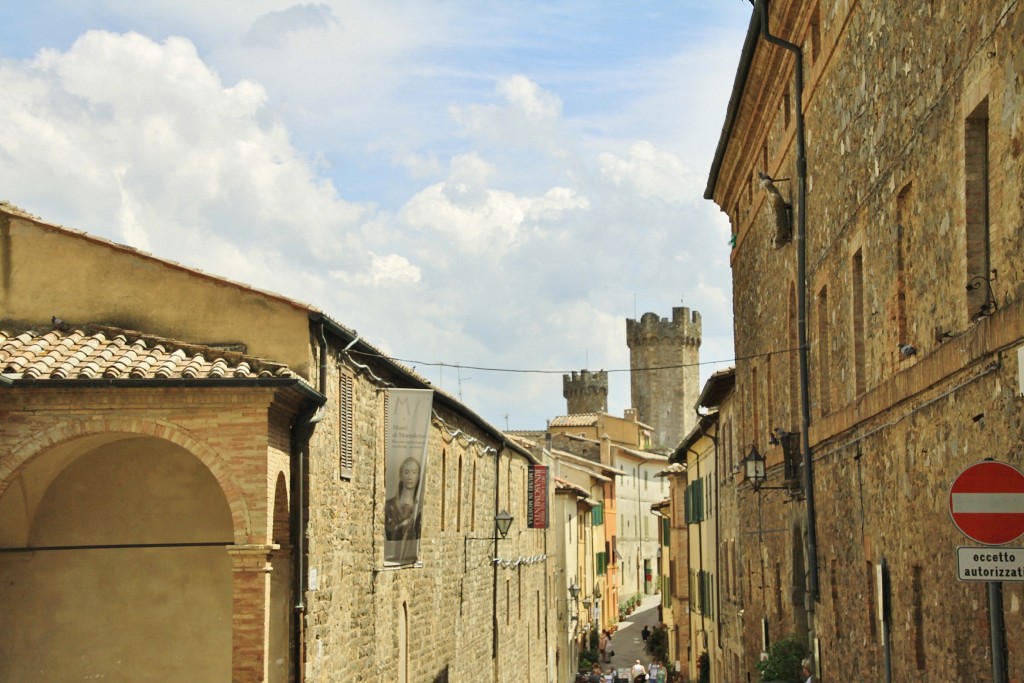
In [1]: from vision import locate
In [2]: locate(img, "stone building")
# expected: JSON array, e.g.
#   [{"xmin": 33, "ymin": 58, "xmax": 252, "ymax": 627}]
[
  {"xmin": 0, "ymin": 205, "xmax": 554, "ymax": 683},
  {"xmin": 626, "ymin": 307, "xmax": 702, "ymax": 450},
  {"xmin": 563, "ymin": 369, "xmax": 609, "ymax": 415},
  {"xmin": 705, "ymin": 0, "xmax": 1024, "ymax": 680},
  {"xmin": 667, "ymin": 368, "xmax": 736, "ymax": 683}
]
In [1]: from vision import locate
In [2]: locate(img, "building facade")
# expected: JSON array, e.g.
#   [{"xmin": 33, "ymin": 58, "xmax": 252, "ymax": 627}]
[
  {"xmin": 0, "ymin": 206, "xmax": 555, "ymax": 683},
  {"xmin": 706, "ymin": 0, "xmax": 1024, "ymax": 680}
]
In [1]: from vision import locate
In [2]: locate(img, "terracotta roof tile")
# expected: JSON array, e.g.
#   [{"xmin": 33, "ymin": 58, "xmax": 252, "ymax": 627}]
[
  {"xmin": 548, "ymin": 413, "xmax": 599, "ymax": 428},
  {"xmin": 0, "ymin": 325, "xmax": 300, "ymax": 383}
]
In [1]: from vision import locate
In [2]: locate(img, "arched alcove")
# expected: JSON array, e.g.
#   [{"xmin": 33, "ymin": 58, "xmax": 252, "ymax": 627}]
[{"xmin": 0, "ymin": 435, "xmax": 234, "ymax": 681}]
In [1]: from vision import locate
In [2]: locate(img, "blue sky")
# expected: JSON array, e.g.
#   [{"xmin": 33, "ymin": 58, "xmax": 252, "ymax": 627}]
[{"xmin": 0, "ymin": 1, "xmax": 751, "ymax": 431}]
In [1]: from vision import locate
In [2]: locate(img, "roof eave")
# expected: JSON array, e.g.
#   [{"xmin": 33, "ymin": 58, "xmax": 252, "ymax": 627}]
[{"xmin": 704, "ymin": 5, "xmax": 762, "ymax": 201}]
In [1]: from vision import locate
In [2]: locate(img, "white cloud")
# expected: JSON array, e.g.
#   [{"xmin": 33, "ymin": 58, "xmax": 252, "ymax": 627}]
[
  {"xmin": 0, "ymin": 3, "xmax": 748, "ymax": 430},
  {"xmin": 0, "ymin": 30, "xmax": 371, "ymax": 273},
  {"xmin": 598, "ymin": 140, "xmax": 699, "ymax": 204},
  {"xmin": 451, "ymin": 75, "xmax": 566, "ymax": 153}
]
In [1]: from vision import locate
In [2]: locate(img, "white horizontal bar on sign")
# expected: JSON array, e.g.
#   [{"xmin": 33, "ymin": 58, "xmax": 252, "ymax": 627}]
[{"xmin": 951, "ymin": 493, "xmax": 1024, "ymax": 514}]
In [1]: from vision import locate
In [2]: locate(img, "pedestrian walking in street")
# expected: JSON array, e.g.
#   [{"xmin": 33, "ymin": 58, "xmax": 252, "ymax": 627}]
[
  {"xmin": 640, "ymin": 624, "xmax": 650, "ymax": 642},
  {"xmin": 599, "ymin": 629, "xmax": 608, "ymax": 663},
  {"xmin": 630, "ymin": 659, "xmax": 647, "ymax": 683}
]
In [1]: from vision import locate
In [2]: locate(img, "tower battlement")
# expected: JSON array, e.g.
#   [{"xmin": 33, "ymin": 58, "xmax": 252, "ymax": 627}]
[
  {"xmin": 562, "ymin": 369, "xmax": 608, "ymax": 415},
  {"xmin": 625, "ymin": 306, "xmax": 702, "ymax": 348},
  {"xmin": 625, "ymin": 306, "xmax": 702, "ymax": 449}
]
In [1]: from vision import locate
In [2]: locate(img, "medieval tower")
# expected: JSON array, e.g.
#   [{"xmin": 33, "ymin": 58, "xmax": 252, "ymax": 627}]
[
  {"xmin": 562, "ymin": 369, "xmax": 609, "ymax": 415},
  {"xmin": 625, "ymin": 306, "xmax": 701, "ymax": 450}
]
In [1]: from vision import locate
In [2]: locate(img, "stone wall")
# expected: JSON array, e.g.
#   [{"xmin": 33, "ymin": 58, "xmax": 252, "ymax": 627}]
[
  {"xmin": 709, "ymin": 0, "xmax": 1024, "ymax": 680},
  {"xmin": 302, "ymin": 343, "xmax": 553, "ymax": 683}
]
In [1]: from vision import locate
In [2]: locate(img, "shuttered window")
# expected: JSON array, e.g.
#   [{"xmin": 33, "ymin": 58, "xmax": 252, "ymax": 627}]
[{"xmin": 339, "ymin": 368, "xmax": 354, "ymax": 479}]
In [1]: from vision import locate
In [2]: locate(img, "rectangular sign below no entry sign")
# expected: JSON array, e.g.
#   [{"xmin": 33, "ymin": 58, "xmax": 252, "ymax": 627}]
[{"xmin": 957, "ymin": 547, "xmax": 1024, "ymax": 581}]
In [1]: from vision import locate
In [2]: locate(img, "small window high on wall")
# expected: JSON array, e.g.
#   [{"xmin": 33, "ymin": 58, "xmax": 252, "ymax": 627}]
[{"xmin": 965, "ymin": 98, "xmax": 993, "ymax": 321}]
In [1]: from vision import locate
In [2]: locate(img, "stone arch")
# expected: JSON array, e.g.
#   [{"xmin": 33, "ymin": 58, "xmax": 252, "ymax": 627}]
[{"xmin": 1, "ymin": 416, "xmax": 252, "ymax": 543}]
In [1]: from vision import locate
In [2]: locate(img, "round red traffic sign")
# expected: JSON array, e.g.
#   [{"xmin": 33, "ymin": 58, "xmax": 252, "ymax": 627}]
[{"xmin": 949, "ymin": 460, "xmax": 1024, "ymax": 545}]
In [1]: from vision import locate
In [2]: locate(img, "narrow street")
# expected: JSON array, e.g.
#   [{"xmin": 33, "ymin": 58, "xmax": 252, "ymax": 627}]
[{"xmin": 602, "ymin": 593, "xmax": 663, "ymax": 679}]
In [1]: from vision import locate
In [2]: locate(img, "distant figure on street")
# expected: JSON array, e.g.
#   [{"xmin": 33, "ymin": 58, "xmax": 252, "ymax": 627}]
[
  {"xmin": 599, "ymin": 629, "xmax": 608, "ymax": 662},
  {"xmin": 641, "ymin": 624, "xmax": 651, "ymax": 642}
]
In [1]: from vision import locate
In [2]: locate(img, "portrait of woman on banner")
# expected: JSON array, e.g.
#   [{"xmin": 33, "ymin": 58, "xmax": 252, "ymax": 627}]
[{"xmin": 384, "ymin": 456, "xmax": 423, "ymax": 563}]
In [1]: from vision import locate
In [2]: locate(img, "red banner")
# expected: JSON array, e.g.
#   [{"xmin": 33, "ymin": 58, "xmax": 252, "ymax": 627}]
[{"xmin": 527, "ymin": 465, "xmax": 548, "ymax": 528}]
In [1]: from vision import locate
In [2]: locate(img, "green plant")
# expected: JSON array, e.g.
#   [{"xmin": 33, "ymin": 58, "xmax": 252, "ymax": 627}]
[
  {"xmin": 645, "ymin": 625, "xmax": 669, "ymax": 665},
  {"xmin": 588, "ymin": 628, "xmax": 600, "ymax": 651},
  {"xmin": 578, "ymin": 648, "xmax": 599, "ymax": 672},
  {"xmin": 755, "ymin": 635, "xmax": 808, "ymax": 682}
]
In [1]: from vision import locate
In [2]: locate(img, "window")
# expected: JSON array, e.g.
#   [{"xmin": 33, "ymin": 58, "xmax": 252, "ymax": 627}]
[
  {"xmin": 592, "ymin": 505, "xmax": 604, "ymax": 526},
  {"xmin": 789, "ymin": 283, "xmax": 799, "ymax": 425},
  {"xmin": 852, "ymin": 249, "xmax": 866, "ymax": 395},
  {"xmin": 817, "ymin": 286, "xmax": 830, "ymax": 416},
  {"xmin": 695, "ymin": 569, "xmax": 715, "ymax": 617},
  {"xmin": 752, "ymin": 366, "xmax": 760, "ymax": 444},
  {"xmin": 896, "ymin": 184, "xmax": 912, "ymax": 346},
  {"xmin": 965, "ymin": 98, "xmax": 992, "ymax": 320},
  {"xmin": 783, "ymin": 88, "xmax": 791, "ymax": 131},
  {"xmin": 457, "ymin": 456, "xmax": 463, "ymax": 531},
  {"xmin": 685, "ymin": 477, "xmax": 706, "ymax": 524},
  {"xmin": 339, "ymin": 368, "xmax": 354, "ymax": 479},
  {"xmin": 596, "ymin": 551, "xmax": 608, "ymax": 576},
  {"xmin": 440, "ymin": 450, "xmax": 447, "ymax": 531},
  {"xmin": 809, "ymin": 2, "xmax": 821, "ymax": 65},
  {"xmin": 831, "ymin": 560, "xmax": 842, "ymax": 641},
  {"xmin": 865, "ymin": 561, "xmax": 877, "ymax": 641},
  {"xmin": 471, "ymin": 462, "xmax": 477, "ymax": 531}
]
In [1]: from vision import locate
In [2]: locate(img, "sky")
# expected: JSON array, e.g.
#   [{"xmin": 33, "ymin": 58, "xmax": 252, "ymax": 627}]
[{"xmin": 0, "ymin": 1, "xmax": 750, "ymax": 431}]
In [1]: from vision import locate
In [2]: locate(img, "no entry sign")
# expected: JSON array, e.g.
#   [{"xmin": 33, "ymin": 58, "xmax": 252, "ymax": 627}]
[{"xmin": 949, "ymin": 460, "xmax": 1024, "ymax": 545}]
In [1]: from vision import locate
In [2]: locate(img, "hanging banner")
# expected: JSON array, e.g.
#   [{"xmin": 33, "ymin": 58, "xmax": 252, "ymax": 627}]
[
  {"xmin": 527, "ymin": 465, "xmax": 549, "ymax": 528},
  {"xmin": 384, "ymin": 388, "xmax": 433, "ymax": 564}
]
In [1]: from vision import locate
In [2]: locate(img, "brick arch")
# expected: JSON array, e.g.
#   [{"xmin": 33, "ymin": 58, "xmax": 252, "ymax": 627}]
[
  {"xmin": 271, "ymin": 470, "xmax": 289, "ymax": 545},
  {"xmin": 1, "ymin": 417, "xmax": 252, "ymax": 543}
]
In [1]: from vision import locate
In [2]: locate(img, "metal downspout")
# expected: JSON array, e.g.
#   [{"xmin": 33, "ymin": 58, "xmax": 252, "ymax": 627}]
[
  {"xmin": 758, "ymin": 0, "xmax": 820, "ymax": 624},
  {"xmin": 292, "ymin": 322, "xmax": 328, "ymax": 681}
]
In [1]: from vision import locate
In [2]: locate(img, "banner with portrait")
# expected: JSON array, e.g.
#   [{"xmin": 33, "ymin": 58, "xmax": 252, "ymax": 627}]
[{"xmin": 384, "ymin": 388, "xmax": 433, "ymax": 564}]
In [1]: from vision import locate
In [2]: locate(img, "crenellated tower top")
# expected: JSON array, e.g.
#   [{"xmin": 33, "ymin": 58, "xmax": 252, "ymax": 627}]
[
  {"xmin": 562, "ymin": 369, "xmax": 609, "ymax": 415},
  {"xmin": 625, "ymin": 306, "xmax": 702, "ymax": 349},
  {"xmin": 625, "ymin": 306, "xmax": 702, "ymax": 449}
]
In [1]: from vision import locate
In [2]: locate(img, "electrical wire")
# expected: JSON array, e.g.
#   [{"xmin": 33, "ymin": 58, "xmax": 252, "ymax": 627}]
[{"xmin": 348, "ymin": 345, "xmax": 800, "ymax": 376}]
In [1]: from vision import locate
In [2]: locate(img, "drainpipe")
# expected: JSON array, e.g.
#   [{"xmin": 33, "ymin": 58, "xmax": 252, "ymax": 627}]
[
  {"xmin": 292, "ymin": 322, "xmax": 328, "ymax": 682},
  {"xmin": 492, "ymin": 445, "xmax": 504, "ymax": 666},
  {"xmin": 687, "ymin": 445, "xmax": 705, "ymax": 666},
  {"xmin": 757, "ymin": 0, "xmax": 819, "ymax": 615}
]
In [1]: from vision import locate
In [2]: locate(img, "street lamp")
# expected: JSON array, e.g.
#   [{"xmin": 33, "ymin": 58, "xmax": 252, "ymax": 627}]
[
  {"xmin": 568, "ymin": 581, "xmax": 581, "ymax": 622},
  {"xmin": 495, "ymin": 509, "xmax": 513, "ymax": 539},
  {"xmin": 742, "ymin": 444, "xmax": 796, "ymax": 492},
  {"xmin": 743, "ymin": 444, "xmax": 767, "ymax": 490}
]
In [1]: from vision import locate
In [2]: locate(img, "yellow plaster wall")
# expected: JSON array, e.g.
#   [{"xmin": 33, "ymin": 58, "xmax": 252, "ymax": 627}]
[{"xmin": 0, "ymin": 211, "xmax": 313, "ymax": 376}]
